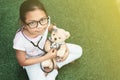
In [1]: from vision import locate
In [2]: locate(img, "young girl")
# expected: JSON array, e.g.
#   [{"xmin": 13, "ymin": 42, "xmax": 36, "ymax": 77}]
[{"xmin": 13, "ymin": 0, "xmax": 82, "ymax": 80}]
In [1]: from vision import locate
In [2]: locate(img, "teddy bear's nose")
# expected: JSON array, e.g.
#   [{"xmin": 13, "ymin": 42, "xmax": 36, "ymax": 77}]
[{"xmin": 54, "ymin": 38, "xmax": 57, "ymax": 40}]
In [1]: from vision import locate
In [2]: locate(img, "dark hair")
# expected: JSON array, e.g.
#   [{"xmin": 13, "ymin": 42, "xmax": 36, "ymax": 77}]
[{"xmin": 19, "ymin": 0, "xmax": 48, "ymax": 24}]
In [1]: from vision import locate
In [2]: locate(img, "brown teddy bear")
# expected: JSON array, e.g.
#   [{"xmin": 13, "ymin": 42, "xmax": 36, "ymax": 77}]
[{"xmin": 41, "ymin": 26, "xmax": 70, "ymax": 73}]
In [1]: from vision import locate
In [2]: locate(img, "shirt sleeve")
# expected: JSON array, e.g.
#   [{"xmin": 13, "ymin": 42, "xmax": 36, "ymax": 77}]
[{"xmin": 13, "ymin": 32, "xmax": 25, "ymax": 51}]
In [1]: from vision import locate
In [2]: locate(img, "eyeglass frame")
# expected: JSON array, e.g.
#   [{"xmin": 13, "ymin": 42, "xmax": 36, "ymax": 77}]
[{"xmin": 25, "ymin": 16, "xmax": 50, "ymax": 29}]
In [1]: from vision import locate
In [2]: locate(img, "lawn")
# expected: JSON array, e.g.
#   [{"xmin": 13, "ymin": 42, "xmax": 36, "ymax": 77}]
[{"xmin": 0, "ymin": 0, "xmax": 120, "ymax": 80}]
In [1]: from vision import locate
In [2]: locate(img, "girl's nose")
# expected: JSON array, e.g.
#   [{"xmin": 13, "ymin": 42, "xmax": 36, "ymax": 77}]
[{"xmin": 37, "ymin": 23, "xmax": 42, "ymax": 28}]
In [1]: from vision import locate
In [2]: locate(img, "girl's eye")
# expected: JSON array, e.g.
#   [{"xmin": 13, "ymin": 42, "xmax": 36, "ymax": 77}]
[
  {"xmin": 41, "ymin": 18, "xmax": 45, "ymax": 21},
  {"xmin": 40, "ymin": 18, "xmax": 48, "ymax": 25},
  {"xmin": 29, "ymin": 22, "xmax": 36, "ymax": 25}
]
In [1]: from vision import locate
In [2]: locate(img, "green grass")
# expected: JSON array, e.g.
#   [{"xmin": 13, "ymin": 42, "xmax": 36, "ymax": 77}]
[{"xmin": 0, "ymin": 0, "xmax": 120, "ymax": 80}]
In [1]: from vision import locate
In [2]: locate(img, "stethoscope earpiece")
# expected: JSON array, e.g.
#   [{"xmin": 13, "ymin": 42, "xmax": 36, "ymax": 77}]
[{"xmin": 48, "ymin": 16, "xmax": 51, "ymax": 27}]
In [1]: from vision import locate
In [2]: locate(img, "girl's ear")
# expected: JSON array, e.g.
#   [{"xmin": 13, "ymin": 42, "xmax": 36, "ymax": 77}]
[
  {"xmin": 20, "ymin": 21, "xmax": 27, "ymax": 30},
  {"xmin": 19, "ymin": 19, "xmax": 25, "ymax": 27},
  {"xmin": 65, "ymin": 31, "xmax": 70, "ymax": 39}
]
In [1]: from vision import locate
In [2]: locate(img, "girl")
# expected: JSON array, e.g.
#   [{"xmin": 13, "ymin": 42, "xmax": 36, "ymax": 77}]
[{"xmin": 13, "ymin": 0, "xmax": 82, "ymax": 80}]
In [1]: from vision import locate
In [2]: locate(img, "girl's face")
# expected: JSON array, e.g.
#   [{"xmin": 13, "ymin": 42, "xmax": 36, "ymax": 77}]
[{"xmin": 24, "ymin": 9, "xmax": 48, "ymax": 36}]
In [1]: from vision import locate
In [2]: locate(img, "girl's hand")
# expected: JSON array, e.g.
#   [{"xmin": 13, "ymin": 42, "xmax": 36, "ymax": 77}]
[{"xmin": 47, "ymin": 49, "xmax": 57, "ymax": 59}]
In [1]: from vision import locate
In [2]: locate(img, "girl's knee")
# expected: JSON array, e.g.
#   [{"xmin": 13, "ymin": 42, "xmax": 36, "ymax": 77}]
[
  {"xmin": 74, "ymin": 45, "xmax": 83, "ymax": 59},
  {"xmin": 67, "ymin": 43, "xmax": 83, "ymax": 59},
  {"xmin": 78, "ymin": 45, "xmax": 82, "ymax": 58}
]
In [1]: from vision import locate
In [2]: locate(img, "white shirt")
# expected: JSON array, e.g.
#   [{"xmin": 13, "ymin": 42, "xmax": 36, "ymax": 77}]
[{"xmin": 13, "ymin": 27, "xmax": 48, "ymax": 58}]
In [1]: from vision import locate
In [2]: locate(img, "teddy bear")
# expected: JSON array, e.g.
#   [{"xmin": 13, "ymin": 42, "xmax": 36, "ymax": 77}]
[{"xmin": 41, "ymin": 26, "xmax": 70, "ymax": 73}]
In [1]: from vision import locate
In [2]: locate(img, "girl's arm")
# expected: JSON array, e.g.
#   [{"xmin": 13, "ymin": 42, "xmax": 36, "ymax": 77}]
[
  {"xmin": 48, "ymin": 24, "xmax": 54, "ymax": 32},
  {"xmin": 16, "ymin": 49, "xmax": 57, "ymax": 66}
]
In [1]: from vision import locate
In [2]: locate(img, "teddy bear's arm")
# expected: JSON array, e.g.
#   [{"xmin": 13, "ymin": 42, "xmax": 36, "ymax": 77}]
[
  {"xmin": 57, "ymin": 44, "xmax": 66, "ymax": 57},
  {"xmin": 60, "ymin": 45, "xmax": 69, "ymax": 61},
  {"xmin": 56, "ymin": 44, "xmax": 69, "ymax": 62}
]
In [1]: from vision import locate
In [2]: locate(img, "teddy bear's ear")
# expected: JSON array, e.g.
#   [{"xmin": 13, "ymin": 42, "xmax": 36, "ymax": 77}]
[
  {"xmin": 65, "ymin": 31, "xmax": 70, "ymax": 39},
  {"xmin": 53, "ymin": 25, "xmax": 57, "ymax": 29},
  {"xmin": 52, "ymin": 26, "xmax": 58, "ymax": 32},
  {"xmin": 53, "ymin": 29, "xmax": 57, "ymax": 32}
]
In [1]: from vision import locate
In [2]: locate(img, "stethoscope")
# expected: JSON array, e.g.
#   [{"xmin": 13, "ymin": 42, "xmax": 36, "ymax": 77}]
[
  {"xmin": 22, "ymin": 32, "xmax": 45, "ymax": 52},
  {"xmin": 22, "ymin": 31, "xmax": 55, "ymax": 73},
  {"xmin": 21, "ymin": 17, "xmax": 55, "ymax": 73}
]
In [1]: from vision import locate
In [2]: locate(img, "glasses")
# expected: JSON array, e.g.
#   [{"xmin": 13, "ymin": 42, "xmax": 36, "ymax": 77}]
[{"xmin": 26, "ymin": 16, "xmax": 50, "ymax": 29}]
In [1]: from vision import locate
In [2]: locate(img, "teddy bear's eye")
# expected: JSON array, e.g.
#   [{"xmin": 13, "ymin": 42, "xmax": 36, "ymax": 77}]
[{"xmin": 59, "ymin": 37, "xmax": 61, "ymax": 39}]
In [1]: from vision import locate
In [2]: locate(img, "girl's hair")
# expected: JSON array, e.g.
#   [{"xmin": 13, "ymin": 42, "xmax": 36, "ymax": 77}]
[{"xmin": 19, "ymin": 0, "xmax": 48, "ymax": 24}]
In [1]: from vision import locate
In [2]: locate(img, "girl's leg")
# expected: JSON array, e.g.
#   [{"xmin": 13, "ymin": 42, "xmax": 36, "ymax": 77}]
[
  {"xmin": 46, "ymin": 69, "xmax": 58, "ymax": 80},
  {"xmin": 57, "ymin": 43, "xmax": 82, "ymax": 68},
  {"xmin": 24, "ymin": 63, "xmax": 46, "ymax": 80},
  {"xmin": 24, "ymin": 63, "xmax": 58, "ymax": 80}
]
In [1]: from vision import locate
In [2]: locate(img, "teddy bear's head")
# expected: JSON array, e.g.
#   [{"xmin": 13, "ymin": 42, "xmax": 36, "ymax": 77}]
[{"xmin": 50, "ymin": 26, "xmax": 70, "ymax": 43}]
